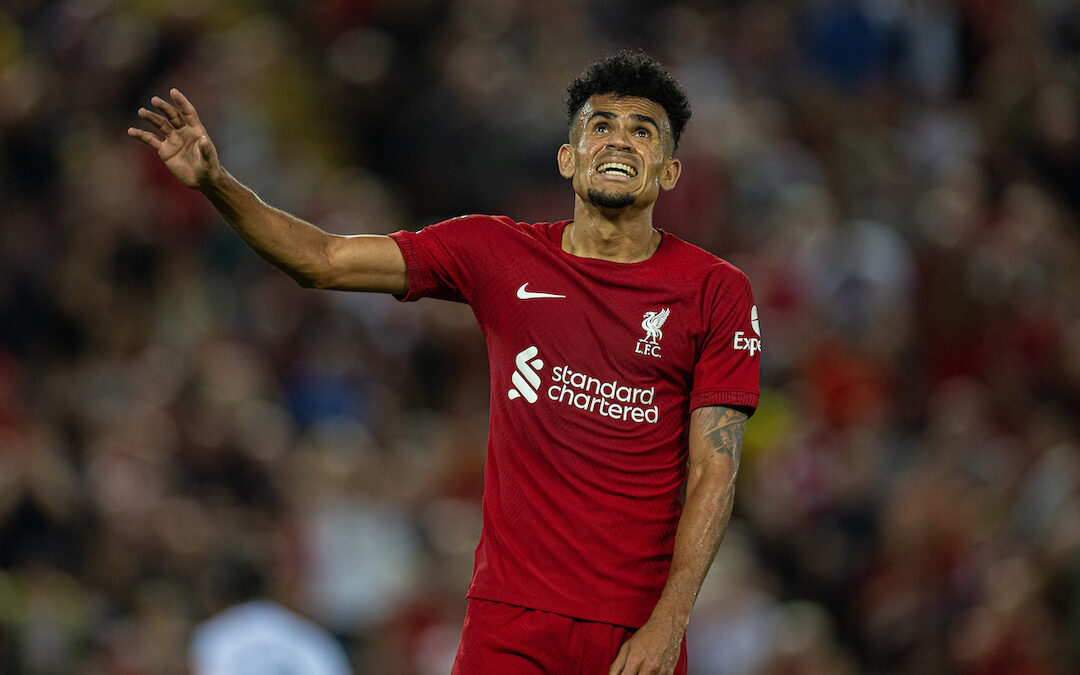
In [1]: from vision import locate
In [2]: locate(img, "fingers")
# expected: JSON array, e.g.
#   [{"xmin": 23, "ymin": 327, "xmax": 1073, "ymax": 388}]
[
  {"xmin": 126, "ymin": 126, "xmax": 162, "ymax": 150},
  {"xmin": 149, "ymin": 88, "xmax": 199, "ymax": 127},
  {"xmin": 138, "ymin": 107, "xmax": 171, "ymax": 133},
  {"xmin": 151, "ymin": 94, "xmax": 185, "ymax": 129},
  {"xmin": 609, "ymin": 644, "xmax": 628, "ymax": 675},
  {"xmin": 170, "ymin": 88, "xmax": 203, "ymax": 127},
  {"xmin": 128, "ymin": 88, "xmax": 203, "ymax": 150},
  {"xmin": 608, "ymin": 644, "xmax": 674, "ymax": 675}
]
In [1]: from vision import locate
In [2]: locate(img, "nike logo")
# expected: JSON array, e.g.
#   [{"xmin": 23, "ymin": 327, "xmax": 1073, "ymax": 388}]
[{"xmin": 516, "ymin": 283, "xmax": 566, "ymax": 300}]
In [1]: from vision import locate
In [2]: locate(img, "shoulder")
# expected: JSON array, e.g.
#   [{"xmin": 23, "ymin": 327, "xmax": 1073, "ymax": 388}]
[
  {"xmin": 421, "ymin": 214, "xmax": 553, "ymax": 236},
  {"xmin": 659, "ymin": 230, "xmax": 751, "ymax": 290},
  {"xmin": 194, "ymin": 601, "xmax": 341, "ymax": 649},
  {"xmin": 428, "ymin": 213, "xmax": 516, "ymax": 229},
  {"xmin": 406, "ymin": 215, "xmax": 563, "ymax": 250}
]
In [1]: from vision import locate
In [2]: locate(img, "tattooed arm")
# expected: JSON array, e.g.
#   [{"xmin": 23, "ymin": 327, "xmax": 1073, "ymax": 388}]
[{"xmin": 609, "ymin": 405, "xmax": 748, "ymax": 675}]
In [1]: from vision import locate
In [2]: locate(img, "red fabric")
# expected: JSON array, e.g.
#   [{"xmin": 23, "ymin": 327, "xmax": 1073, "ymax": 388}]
[
  {"xmin": 451, "ymin": 599, "xmax": 687, "ymax": 675},
  {"xmin": 390, "ymin": 216, "xmax": 760, "ymax": 627}
]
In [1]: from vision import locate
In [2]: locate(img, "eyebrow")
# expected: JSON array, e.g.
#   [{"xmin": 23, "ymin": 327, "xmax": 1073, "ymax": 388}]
[{"xmin": 586, "ymin": 110, "xmax": 661, "ymax": 130}]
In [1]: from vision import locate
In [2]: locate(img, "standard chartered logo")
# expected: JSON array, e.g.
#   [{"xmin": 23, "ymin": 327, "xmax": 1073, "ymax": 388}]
[
  {"xmin": 507, "ymin": 345, "xmax": 659, "ymax": 424},
  {"xmin": 507, "ymin": 345, "xmax": 544, "ymax": 402}
]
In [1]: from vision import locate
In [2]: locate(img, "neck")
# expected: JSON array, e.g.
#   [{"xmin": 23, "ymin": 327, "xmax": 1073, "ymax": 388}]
[{"xmin": 563, "ymin": 201, "xmax": 660, "ymax": 263}]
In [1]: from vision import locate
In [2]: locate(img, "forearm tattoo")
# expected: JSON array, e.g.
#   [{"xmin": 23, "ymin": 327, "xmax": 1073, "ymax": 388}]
[{"xmin": 699, "ymin": 406, "xmax": 747, "ymax": 462}]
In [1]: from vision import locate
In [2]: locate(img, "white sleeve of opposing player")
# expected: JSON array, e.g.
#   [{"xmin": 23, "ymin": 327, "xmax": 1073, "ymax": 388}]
[{"xmin": 190, "ymin": 601, "xmax": 353, "ymax": 675}]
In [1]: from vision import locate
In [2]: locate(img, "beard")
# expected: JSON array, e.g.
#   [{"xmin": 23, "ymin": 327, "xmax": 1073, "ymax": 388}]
[{"xmin": 587, "ymin": 187, "xmax": 636, "ymax": 210}]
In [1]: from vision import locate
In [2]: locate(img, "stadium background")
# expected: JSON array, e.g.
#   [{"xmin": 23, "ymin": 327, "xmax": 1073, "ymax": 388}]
[{"xmin": 1, "ymin": 0, "xmax": 1079, "ymax": 672}]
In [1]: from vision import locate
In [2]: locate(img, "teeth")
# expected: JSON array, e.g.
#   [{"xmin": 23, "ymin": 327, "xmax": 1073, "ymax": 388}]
[{"xmin": 598, "ymin": 162, "xmax": 636, "ymax": 177}]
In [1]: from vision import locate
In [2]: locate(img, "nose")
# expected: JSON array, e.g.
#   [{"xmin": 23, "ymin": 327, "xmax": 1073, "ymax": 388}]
[{"xmin": 606, "ymin": 124, "xmax": 633, "ymax": 150}]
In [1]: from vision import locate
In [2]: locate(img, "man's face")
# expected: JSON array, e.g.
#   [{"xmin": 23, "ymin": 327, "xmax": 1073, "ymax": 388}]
[{"xmin": 558, "ymin": 94, "xmax": 681, "ymax": 212}]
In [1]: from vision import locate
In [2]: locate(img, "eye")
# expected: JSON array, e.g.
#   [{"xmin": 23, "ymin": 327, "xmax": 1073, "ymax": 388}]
[{"xmin": 594, "ymin": 122, "xmax": 609, "ymax": 133}]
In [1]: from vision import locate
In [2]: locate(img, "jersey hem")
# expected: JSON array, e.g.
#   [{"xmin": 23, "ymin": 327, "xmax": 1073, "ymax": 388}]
[
  {"xmin": 689, "ymin": 390, "xmax": 759, "ymax": 413},
  {"xmin": 466, "ymin": 585, "xmax": 650, "ymax": 629},
  {"xmin": 387, "ymin": 230, "xmax": 427, "ymax": 302}
]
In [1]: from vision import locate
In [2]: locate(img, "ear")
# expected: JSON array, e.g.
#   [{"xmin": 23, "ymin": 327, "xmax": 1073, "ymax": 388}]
[
  {"xmin": 557, "ymin": 144, "xmax": 575, "ymax": 179},
  {"xmin": 659, "ymin": 157, "xmax": 681, "ymax": 191}
]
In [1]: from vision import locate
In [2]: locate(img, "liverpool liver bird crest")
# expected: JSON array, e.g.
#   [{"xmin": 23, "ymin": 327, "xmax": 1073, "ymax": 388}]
[{"xmin": 641, "ymin": 308, "xmax": 670, "ymax": 344}]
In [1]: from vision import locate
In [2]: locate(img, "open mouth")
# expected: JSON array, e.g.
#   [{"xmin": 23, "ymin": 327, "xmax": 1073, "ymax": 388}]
[{"xmin": 597, "ymin": 162, "xmax": 637, "ymax": 178}]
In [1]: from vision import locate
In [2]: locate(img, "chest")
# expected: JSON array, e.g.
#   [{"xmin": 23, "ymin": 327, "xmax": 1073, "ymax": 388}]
[{"xmin": 473, "ymin": 251, "xmax": 703, "ymax": 391}]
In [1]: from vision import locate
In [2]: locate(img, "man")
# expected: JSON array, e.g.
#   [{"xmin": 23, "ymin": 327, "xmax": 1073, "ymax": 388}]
[
  {"xmin": 129, "ymin": 51, "xmax": 760, "ymax": 675},
  {"xmin": 190, "ymin": 555, "xmax": 354, "ymax": 675}
]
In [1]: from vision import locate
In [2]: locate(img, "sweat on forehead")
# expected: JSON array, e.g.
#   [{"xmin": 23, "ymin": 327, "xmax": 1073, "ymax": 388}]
[
  {"xmin": 568, "ymin": 95, "xmax": 675, "ymax": 153},
  {"xmin": 575, "ymin": 96, "xmax": 669, "ymax": 132}
]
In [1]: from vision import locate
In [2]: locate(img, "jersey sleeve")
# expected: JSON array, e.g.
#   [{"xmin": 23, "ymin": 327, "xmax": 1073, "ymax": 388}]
[
  {"xmin": 388, "ymin": 215, "xmax": 503, "ymax": 303},
  {"xmin": 689, "ymin": 266, "xmax": 761, "ymax": 414}
]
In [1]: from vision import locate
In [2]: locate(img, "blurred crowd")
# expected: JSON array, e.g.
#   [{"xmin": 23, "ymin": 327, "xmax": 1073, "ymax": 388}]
[{"xmin": 1, "ymin": 0, "xmax": 1079, "ymax": 673}]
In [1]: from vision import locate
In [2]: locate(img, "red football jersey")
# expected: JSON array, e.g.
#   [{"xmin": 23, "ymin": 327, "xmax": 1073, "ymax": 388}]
[{"xmin": 389, "ymin": 216, "xmax": 760, "ymax": 627}]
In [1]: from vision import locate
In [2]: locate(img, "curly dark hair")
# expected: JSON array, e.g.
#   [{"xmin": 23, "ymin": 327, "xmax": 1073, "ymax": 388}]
[{"xmin": 566, "ymin": 50, "xmax": 692, "ymax": 151}]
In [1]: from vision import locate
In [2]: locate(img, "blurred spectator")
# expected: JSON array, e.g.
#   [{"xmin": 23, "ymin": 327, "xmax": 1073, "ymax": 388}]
[{"xmin": 190, "ymin": 555, "xmax": 353, "ymax": 675}]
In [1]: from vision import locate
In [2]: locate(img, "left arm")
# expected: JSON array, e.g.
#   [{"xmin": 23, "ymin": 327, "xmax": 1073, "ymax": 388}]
[{"xmin": 609, "ymin": 404, "xmax": 747, "ymax": 675}]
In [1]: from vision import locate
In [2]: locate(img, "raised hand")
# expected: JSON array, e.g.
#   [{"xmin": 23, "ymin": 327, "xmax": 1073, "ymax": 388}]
[{"xmin": 127, "ymin": 88, "xmax": 221, "ymax": 189}]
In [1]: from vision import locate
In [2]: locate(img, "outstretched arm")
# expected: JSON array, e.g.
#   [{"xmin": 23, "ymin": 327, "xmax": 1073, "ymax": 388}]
[
  {"xmin": 127, "ymin": 89, "xmax": 407, "ymax": 293},
  {"xmin": 609, "ymin": 405, "xmax": 747, "ymax": 675}
]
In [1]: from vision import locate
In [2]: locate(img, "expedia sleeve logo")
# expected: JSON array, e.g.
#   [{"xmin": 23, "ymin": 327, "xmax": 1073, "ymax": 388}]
[{"xmin": 732, "ymin": 305, "xmax": 762, "ymax": 357}]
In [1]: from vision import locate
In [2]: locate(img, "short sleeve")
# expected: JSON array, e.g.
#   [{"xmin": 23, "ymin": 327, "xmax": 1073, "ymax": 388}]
[
  {"xmin": 389, "ymin": 215, "xmax": 505, "ymax": 303},
  {"xmin": 689, "ymin": 267, "xmax": 761, "ymax": 414}
]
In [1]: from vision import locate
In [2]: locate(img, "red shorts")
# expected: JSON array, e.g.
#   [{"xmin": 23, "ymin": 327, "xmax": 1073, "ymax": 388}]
[{"xmin": 451, "ymin": 598, "xmax": 688, "ymax": 675}]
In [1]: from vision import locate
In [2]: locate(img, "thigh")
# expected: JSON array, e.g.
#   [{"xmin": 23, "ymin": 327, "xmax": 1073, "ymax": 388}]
[
  {"xmin": 451, "ymin": 599, "xmax": 688, "ymax": 675},
  {"xmin": 451, "ymin": 599, "xmax": 567, "ymax": 675}
]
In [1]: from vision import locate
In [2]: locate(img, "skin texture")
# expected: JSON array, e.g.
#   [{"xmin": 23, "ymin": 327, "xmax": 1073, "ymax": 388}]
[
  {"xmin": 127, "ymin": 89, "xmax": 408, "ymax": 294},
  {"xmin": 129, "ymin": 88, "xmax": 746, "ymax": 675},
  {"xmin": 608, "ymin": 405, "xmax": 746, "ymax": 675},
  {"xmin": 557, "ymin": 94, "xmax": 681, "ymax": 263}
]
